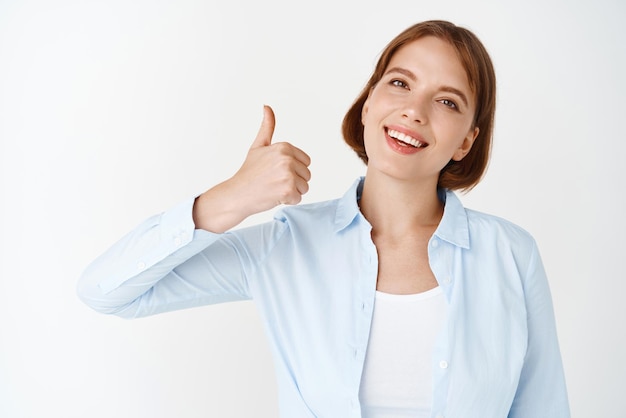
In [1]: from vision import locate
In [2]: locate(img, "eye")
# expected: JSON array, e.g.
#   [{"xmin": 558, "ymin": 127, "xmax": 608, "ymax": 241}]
[
  {"xmin": 439, "ymin": 99, "xmax": 458, "ymax": 109},
  {"xmin": 390, "ymin": 79, "xmax": 409, "ymax": 89}
]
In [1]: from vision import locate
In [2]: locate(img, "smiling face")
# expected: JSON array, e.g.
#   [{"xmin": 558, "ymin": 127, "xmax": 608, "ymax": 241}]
[{"xmin": 361, "ymin": 36, "xmax": 479, "ymax": 186}]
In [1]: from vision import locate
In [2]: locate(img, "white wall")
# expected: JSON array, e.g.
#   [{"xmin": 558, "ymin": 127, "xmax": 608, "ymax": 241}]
[{"xmin": 1, "ymin": 0, "xmax": 624, "ymax": 416}]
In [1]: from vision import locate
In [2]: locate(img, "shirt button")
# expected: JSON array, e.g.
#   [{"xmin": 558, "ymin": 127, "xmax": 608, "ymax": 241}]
[
  {"xmin": 431, "ymin": 239, "xmax": 439, "ymax": 248},
  {"xmin": 137, "ymin": 261, "xmax": 146, "ymax": 270},
  {"xmin": 439, "ymin": 360, "xmax": 449, "ymax": 369},
  {"xmin": 174, "ymin": 237, "xmax": 182, "ymax": 247},
  {"xmin": 443, "ymin": 277, "xmax": 452, "ymax": 285}
]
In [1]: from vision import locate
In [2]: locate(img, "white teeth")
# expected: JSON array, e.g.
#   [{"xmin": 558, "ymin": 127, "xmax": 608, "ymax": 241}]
[{"xmin": 388, "ymin": 129, "xmax": 425, "ymax": 148}]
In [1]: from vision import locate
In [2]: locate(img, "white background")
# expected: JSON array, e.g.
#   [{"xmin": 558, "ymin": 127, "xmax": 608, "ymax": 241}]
[{"xmin": 1, "ymin": 0, "xmax": 624, "ymax": 416}]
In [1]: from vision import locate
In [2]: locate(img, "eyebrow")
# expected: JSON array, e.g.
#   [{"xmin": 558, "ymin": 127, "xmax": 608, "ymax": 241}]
[{"xmin": 384, "ymin": 66, "xmax": 470, "ymax": 108}]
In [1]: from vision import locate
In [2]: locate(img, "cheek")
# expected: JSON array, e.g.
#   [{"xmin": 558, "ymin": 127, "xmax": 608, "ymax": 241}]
[
  {"xmin": 361, "ymin": 88, "xmax": 389, "ymax": 121},
  {"xmin": 361, "ymin": 104, "xmax": 378, "ymax": 130},
  {"xmin": 438, "ymin": 116, "xmax": 474, "ymax": 143}
]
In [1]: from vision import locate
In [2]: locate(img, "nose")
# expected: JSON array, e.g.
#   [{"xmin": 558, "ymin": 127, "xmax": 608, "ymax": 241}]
[{"xmin": 402, "ymin": 95, "xmax": 428, "ymax": 124}]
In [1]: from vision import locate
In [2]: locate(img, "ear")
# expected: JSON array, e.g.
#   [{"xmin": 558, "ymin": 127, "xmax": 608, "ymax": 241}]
[
  {"xmin": 361, "ymin": 87, "xmax": 375, "ymax": 125},
  {"xmin": 452, "ymin": 126, "xmax": 479, "ymax": 161},
  {"xmin": 361, "ymin": 98, "xmax": 369, "ymax": 125}
]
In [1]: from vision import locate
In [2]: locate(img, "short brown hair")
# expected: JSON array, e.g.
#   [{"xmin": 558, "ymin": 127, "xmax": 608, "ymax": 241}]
[{"xmin": 341, "ymin": 20, "xmax": 496, "ymax": 191}]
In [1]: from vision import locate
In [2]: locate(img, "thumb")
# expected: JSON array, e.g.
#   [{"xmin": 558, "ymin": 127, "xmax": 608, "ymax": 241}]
[{"xmin": 250, "ymin": 105, "xmax": 276, "ymax": 149}]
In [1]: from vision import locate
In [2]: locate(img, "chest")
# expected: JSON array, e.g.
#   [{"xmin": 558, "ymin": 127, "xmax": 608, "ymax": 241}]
[
  {"xmin": 254, "ymin": 227, "xmax": 529, "ymax": 417},
  {"xmin": 373, "ymin": 231, "xmax": 439, "ymax": 294}
]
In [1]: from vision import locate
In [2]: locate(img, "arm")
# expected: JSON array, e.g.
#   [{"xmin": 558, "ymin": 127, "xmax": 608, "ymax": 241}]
[
  {"xmin": 77, "ymin": 105, "xmax": 311, "ymax": 318},
  {"xmin": 508, "ymin": 241, "xmax": 570, "ymax": 417}
]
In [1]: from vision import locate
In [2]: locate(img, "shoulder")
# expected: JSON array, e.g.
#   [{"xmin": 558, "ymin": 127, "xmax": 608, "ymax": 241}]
[
  {"xmin": 230, "ymin": 179, "xmax": 360, "ymax": 249},
  {"xmin": 466, "ymin": 208, "xmax": 535, "ymax": 243},
  {"xmin": 456, "ymin": 207, "xmax": 549, "ymax": 293},
  {"xmin": 273, "ymin": 177, "xmax": 362, "ymax": 230},
  {"xmin": 440, "ymin": 190, "xmax": 537, "ymax": 254},
  {"xmin": 273, "ymin": 198, "xmax": 340, "ymax": 226},
  {"xmin": 464, "ymin": 207, "xmax": 540, "ymax": 267}
]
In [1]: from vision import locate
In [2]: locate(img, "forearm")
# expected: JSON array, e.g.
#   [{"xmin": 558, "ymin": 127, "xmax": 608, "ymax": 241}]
[
  {"xmin": 192, "ymin": 178, "xmax": 259, "ymax": 234},
  {"xmin": 77, "ymin": 198, "xmax": 221, "ymax": 317}
]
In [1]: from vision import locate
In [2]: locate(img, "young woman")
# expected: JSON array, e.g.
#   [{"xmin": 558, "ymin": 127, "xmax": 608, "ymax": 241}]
[{"xmin": 78, "ymin": 20, "xmax": 570, "ymax": 418}]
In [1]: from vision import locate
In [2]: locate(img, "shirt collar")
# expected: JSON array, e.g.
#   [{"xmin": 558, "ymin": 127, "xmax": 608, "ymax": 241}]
[
  {"xmin": 435, "ymin": 190, "xmax": 470, "ymax": 249},
  {"xmin": 334, "ymin": 177, "xmax": 365, "ymax": 233},
  {"xmin": 334, "ymin": 177, "xmax": 470, "ymax": 249}
]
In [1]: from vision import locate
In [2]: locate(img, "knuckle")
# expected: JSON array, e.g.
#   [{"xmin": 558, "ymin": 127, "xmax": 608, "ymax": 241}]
[
  {"xmin": 276, "ymin": 157, "xmax": 293, "ymax": 170},
  {"xmin": 276, "ymin": 171, "xmax": 294, "ymax": 185},
  {"xmin": 285, "ymin": 194, "xmax": 302, "ymax": 205},
  {"xmin": 274, "ymin": 142, "xmax": 291, "ymax": 153},
  {"xmin": 278, "ymin": 187, "xmax": 293, "ymax": 201}
]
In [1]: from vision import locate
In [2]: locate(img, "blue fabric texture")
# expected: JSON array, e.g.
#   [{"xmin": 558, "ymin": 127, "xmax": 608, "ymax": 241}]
[{"xmin": 78, "ymin": 177, "xmax": 570, "ymax": 418}]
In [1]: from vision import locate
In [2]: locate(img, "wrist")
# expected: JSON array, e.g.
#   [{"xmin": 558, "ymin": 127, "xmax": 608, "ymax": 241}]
[{"xmin": 192, "ymin": 180, "xmax": 253, "ymax": 233}]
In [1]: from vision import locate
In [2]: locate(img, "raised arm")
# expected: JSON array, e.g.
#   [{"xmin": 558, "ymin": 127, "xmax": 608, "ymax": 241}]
[{"xmin": 77, "ymin": 105, "xmax": 311, "ymax": 318}]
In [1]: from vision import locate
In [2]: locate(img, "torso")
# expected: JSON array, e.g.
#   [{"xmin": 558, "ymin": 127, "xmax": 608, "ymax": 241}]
[{"xmin": 359, "ymin": 288, "xmax": 446, "ymax": 418}]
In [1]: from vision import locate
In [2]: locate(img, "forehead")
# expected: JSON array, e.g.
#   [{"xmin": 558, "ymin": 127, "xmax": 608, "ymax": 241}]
[{"xmin": 386, "ymin": 36, "xmax": 473, "ymax": 97}]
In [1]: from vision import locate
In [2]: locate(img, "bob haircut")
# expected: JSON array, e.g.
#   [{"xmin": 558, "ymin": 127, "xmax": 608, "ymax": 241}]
[{"xmin": 342, "ymin": 20, "xmax": 496, "ymax": 192}]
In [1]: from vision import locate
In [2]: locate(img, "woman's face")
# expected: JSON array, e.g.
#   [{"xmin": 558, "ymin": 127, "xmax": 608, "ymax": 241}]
[{"xmin": 361, "ymin": 36, "xmax": 479, "ymax": 186}]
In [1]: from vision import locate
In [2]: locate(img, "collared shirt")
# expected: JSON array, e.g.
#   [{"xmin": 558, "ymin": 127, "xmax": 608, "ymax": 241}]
[{"xmin": 78, "ymin": 177, "xmax": 570, "ymax": 418}]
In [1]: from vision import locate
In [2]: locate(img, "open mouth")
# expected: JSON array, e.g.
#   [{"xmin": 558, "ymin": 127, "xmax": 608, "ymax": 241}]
[{"xmin": 386, "ymin": 128, "xmax": 428, "ymax": 148}]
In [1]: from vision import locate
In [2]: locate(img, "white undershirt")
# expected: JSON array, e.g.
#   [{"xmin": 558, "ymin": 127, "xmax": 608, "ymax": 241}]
[{"xmin": 359, "ymin": 287, "xmax": 447, "ymax": 418}]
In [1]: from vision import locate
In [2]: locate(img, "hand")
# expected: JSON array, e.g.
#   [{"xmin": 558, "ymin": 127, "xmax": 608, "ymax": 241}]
[
  {"xmin": 238, "ymin": 105, "xmax": 312, "ymax": 209},
  {"xmin": 193, "ymin": 105, "xmax": 312, "ymax": 232}
]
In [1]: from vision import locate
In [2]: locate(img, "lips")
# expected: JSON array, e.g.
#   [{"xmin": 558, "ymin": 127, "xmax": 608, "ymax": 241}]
[
  {"xmin": 387, "ymin": 128, "xmax": 427, "ymax": 148},
  {"xmin": 384, "ymin": 126, "xmax": 429, "ymax": 154}
]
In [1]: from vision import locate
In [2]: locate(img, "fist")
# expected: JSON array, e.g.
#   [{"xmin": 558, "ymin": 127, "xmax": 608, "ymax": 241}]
[
  {"xmin": 193, "ymin": 105, "xmax": 312, "ymax": 233},
  {"xmin": 236, "ymin": 105, "xmax": 312, "ymax": 210}
]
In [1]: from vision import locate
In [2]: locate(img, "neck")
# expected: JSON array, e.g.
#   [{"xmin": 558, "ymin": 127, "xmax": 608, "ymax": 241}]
[{"xmin": 359, "ymin": 172, "xmax": 443, "ymax": 237}]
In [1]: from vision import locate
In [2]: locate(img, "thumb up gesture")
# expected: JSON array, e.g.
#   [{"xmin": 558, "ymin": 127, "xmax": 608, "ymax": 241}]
[
  {"xmin": 244, "ymin": 105, "xmax": 312, "ymax": 205},
  {"xmin": 249, "ymin": 104, "xmax": 278, "ymax": 148},
  {"xmin": 193, "ymin": 105, "xmax": 312, "ymax": 232}
]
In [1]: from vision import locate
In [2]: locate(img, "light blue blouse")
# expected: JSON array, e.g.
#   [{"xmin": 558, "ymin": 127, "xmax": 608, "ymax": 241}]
[{"xmin": 78, "ymin": 177, "xmax": 570, "ymax": 418}]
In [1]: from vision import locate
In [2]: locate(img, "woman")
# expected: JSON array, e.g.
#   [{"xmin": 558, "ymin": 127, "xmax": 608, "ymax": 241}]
[{"xmin": 78, "ymin": 20, "xmax": 570, "ymax": 417}]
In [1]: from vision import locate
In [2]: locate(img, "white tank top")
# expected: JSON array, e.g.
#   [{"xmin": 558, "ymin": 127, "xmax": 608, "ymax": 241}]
[{"xmin": 359, "ymin": 287, "xmax": 447, "ymax": 418}]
